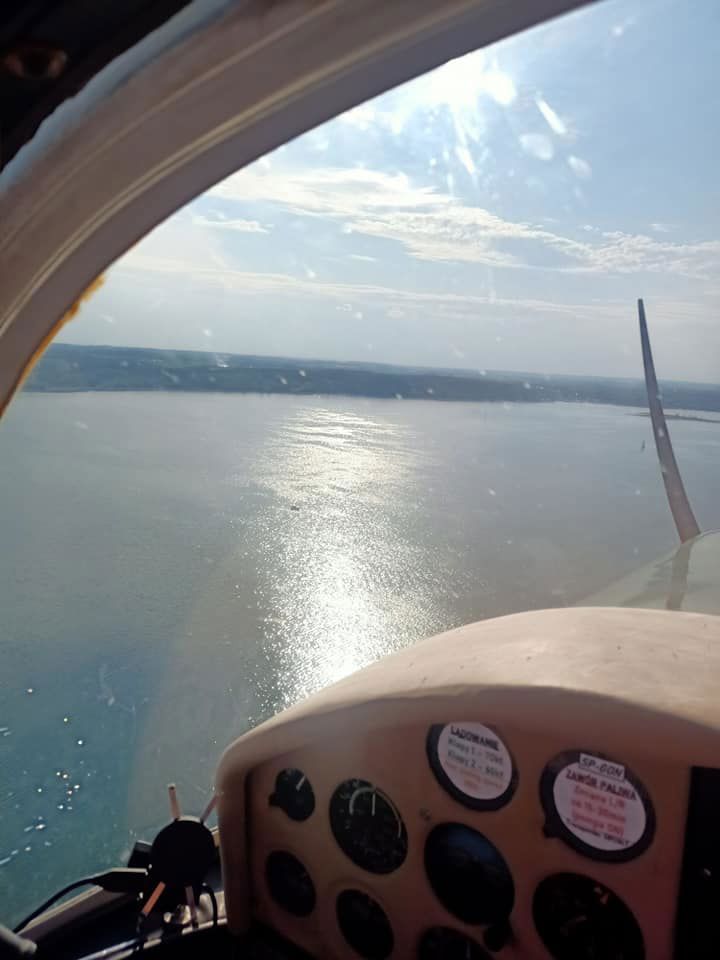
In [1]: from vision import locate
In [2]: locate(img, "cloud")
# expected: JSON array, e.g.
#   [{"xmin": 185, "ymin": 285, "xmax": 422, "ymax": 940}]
[
  {"xmin": 587, "ymin": 231, "xmax": 720, "ymax": 279},
  {"xmin": 211, "ymin": 166, "xmax": 566, "ymax": 268},
  {"xmin": 211, "ymin": 164, "xmax": 720, "ymax": 280},
  {"xmin": 211, "ymin": 166, "xmax": 445, "ymax": 217},
  {"xmin": 192, "ymin": 214, "xmax": 269, "ymax": 233},
  {"xmin": 115, "ymin": 250, "xmax": 706, "ymax": 331}
]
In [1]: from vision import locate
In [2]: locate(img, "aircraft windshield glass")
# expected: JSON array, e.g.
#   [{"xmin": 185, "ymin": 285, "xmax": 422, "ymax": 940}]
[{"xmin": 1, "ymin": 0, "xmax": 718, "ymax": 926}]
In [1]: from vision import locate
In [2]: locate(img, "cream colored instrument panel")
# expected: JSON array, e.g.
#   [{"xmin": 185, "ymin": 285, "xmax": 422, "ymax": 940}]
[{"xmin": 216, "ymin": 608, "xmax": 720, "ymax": 959}]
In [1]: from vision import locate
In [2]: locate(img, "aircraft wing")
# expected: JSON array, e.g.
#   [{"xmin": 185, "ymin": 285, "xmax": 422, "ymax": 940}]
[{"xmin": 581, "ymin": 531, "xmax": 720, "ymax": 615}]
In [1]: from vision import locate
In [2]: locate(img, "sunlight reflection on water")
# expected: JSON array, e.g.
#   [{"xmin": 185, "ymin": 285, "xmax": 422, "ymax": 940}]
[{"xmin": 250, "ymin": 407, "xmax": 429, "ymax": 701}]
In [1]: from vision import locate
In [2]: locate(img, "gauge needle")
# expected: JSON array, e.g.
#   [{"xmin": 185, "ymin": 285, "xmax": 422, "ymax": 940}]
[
  {"xmin": 295, "ymin": 775, "xmax": 306, "ymax": 791},
  {"xmin": 560, "ymin": 914, "xmax": 587, "ymax": 936},
  {"xmin": 371, "ymin": 792, "xmax": 376, "ymax": 816}
]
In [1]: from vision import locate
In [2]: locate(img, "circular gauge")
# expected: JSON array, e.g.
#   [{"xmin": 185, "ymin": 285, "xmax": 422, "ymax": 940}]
[
  {"xmin": 265, "ymin": 851, "xmax": 316, "ymax": 916},
  {"xmin": 336, "ymin": 889, "xmax": 393, "ymax": 960},
  {"xmin": 418, "ymin": 926, "xmax": 492, "ymax": 960},
  {"xmin": 329, "ymin": 779, "xmax": 407, "ymax": 874},
  {"xmin": 269, "ymin": 768, "xmax": 315, "ymax": 821},
  {"xmin": 427, "ymin": 722, "xmax": 517, "ymax": 810},
  {"xmin": 424, "ymin": 823, "xmax": 514, "ymax": 926},
  {"xmin": 533, "ymin": 873, "xmax": 644, "ymax": 960},
  {"xmin": 540, "ymin": 750, "xmax": 655, "ymax": 862}
]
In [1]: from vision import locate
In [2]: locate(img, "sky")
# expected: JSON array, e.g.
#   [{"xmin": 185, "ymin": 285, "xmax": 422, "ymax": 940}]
[{"xmin": 61, "ymin": 0, "xmax": 719, "ymax": 382}]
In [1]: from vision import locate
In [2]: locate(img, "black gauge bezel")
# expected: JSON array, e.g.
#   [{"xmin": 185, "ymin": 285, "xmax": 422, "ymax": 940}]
[
  {"xmin": 424, "ymin": 822, "xmax": 515, "ymax": 926},
  {"xmin": 426, "ymin": 722, "xmax": 518, "ymax": 811},
  {"xmin": 268, "ymin": 767, "xmax": 316, "ymax": 822},
  {"xmin": 533, "ymin": 872, "xmax": 645, "ymax": 960},
  {"xmin": 265, "ymin": 850, "xmax": 316, "ymax": 917},
  {"xmin": 540, "ymin": 749, "xmax": 656, "ymax": 863},
  {"xmin": 336, "ymin": 888, "xmax": 394, "ymax": 960},
  {"xmin": 329, "ymin": 778, "xmax": 408, "ymax": 874}
]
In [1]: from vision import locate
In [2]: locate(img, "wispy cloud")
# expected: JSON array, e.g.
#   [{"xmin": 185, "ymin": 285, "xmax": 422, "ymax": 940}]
[
  {"xmin": 192, "ymin": 214, "xmax": 269, "ymax": 233},
  {"xmin": 587, "ymin": 231, "xmax": 720, "ymax": 279},
  {"xmin": 211, "ymin": 165, "xmax": 720, "ymax": 279},
  {"xmin": 116, "ymin": 253, "xmax": 708, "ymax": 333}
]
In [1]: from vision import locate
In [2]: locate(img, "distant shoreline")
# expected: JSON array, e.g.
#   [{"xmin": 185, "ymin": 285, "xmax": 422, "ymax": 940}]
[
  {"xmin": 25, "ymin": 343, "xmax": 720, "ymax": 414},
  {"xmin": 632, "ymin": 411, "xmax": 720, "ymax": 425}
]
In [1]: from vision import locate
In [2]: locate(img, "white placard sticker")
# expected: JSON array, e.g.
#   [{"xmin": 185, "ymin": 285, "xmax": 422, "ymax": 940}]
[
  {"xmin": 551, "ymin": 753, "xmax": 648, "ymax": 853},
  {"xmin": 435, "ymin": 723, "xmax": 514, "ymax": 802}
]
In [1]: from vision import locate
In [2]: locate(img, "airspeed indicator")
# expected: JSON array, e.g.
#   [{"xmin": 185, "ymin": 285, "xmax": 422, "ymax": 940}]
[{"xmin": 329, "ymin": 778, "xmax": 407, "ymax": 874}]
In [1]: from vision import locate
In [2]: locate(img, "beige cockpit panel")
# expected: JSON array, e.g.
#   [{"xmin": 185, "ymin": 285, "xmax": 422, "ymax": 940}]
[{"xmin": 217, "ymin": 606, "xmax": 720, "ymax": 957}]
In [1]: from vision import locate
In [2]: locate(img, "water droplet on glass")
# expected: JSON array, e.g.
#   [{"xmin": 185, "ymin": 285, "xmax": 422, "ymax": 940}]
[
  {"xmin": 536, "ymin": 98, "xmax": 567, "ymax": 136},
  {"xmin": 567, "ymin": 154, "xmax": 592, "ymax": 180},
  {"xmin": 26, "ymin": 688, "xmax": 34, "ymax": 695},
  {"xmin": 76, "ymin": 739, "xmax": 85, "ymax": 747},
  {"xmin": 519, "ymin": 133, "xmax": 554, "ymax": 161},
  {"xmin": 482, "ymin": 69, "xmax": 516, "ymax": 106},
  {"xmin": 62, "ymin": 717, "xmax": 70, "ymax": 724}
]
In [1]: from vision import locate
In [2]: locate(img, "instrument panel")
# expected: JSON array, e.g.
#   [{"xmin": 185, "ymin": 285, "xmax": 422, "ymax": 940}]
[{"xmin": 216, "ymin": 607, "xmax": 720, "ymax": 958}]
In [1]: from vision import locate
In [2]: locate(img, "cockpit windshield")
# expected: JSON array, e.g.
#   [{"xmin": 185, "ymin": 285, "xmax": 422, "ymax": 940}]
[{"xmin": 1, "ymin": 0, "xmax": 718, "ymax": 927}]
